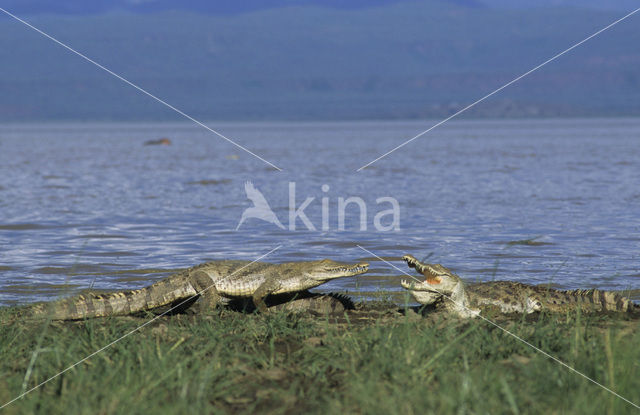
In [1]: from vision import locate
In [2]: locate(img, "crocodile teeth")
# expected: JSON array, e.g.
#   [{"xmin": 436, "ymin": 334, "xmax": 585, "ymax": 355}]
[
  {"xmin": 420, "ymin": 265, "xmax": 439, "ymax": 278},
  {"xmin": 402, "ymin": 255, "xmax": 418, "ymax": 268}
]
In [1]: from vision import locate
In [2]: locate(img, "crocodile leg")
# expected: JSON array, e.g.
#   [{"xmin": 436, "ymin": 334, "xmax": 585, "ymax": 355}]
[
  {"xmin": 252, "ymin": 278, "xmax": 282, "ymax": 312},
  {"xmin": 190, "ymin": 270, "xmax": 221, "ymax": 311}
]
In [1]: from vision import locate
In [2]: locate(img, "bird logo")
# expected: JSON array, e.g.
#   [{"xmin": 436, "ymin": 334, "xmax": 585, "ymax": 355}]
[{"xmin": 236, "ymin": 181, "xmax": 285, "ymax": 230}]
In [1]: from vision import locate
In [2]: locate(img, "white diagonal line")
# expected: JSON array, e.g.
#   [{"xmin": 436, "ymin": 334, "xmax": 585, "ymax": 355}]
[
  {"xmin": 0, "ymin": 7, "xmax": 283, "ymax": 172},
  {"xmin": 357, "ymin": 245, "xmax": 640, "ymax": 410},
  {"xmin": 0, "ymin": 245, "xmax": 281, "ymax": 410},
  {"xmin": 357, "ymin": 7, "xmax": 640, "ymax": 171}
]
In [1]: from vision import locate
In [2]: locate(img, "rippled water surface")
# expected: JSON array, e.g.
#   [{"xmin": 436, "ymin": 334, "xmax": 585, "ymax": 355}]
[{"xmin": 1, "ymin": 118, "xmax": 639, "ymax": 305}]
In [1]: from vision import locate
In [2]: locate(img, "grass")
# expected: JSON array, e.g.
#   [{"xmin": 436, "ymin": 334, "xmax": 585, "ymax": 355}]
[{"xmin": 0, "ymin": 304, "xmax": 639, "ymax": 414}]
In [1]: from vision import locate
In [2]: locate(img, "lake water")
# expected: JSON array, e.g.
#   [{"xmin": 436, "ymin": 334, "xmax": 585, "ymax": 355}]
[{"xmin": 1, "ymin": 118, "xmax": 639, "ymax": 306}]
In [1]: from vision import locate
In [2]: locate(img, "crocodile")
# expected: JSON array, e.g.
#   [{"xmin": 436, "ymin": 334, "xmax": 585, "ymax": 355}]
[
  {"xmin": 400, "ymin": 254, "xmax": 638, "ymax": 318},
  {"xmin": 31, "ymin": 259, "xmax": 369, "ymax": 320}
]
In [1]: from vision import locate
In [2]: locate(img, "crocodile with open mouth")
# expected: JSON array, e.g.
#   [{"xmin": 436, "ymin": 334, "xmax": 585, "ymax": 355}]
[
  {"xmin": 400, "ymin": 254, "xmax": 638, "ymax": 318},
  {"xmin": 31, "ymin": 259, "xmax": 369, "ymax": 320}
]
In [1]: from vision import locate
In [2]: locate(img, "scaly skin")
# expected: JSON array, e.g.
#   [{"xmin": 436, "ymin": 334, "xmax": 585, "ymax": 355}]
[
  {"xmin": 31, "ymin": 259, "xmax": 369, "ymax": 320},
  {"xmin": 400, "ymin": 254, "xmax": 637, "ymax": 318}
]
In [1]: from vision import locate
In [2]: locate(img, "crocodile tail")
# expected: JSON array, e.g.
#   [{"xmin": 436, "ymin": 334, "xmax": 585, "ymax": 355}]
[
  {"xmin": 568, "ymin": 288, "xmax": 638, "ymax": 312},
  {"xmin": 32, "ymin": 276, "xmax": 199, "ymax": 320},
  {"xmin": 31, "ymin": 289, "xmax": 152, "ymax": 320}
]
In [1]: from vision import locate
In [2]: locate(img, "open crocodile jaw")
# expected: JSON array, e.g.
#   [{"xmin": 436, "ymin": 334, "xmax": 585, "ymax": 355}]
[
  {"xmin": 402, "ymin": 255, "xmax": 443, "ymax": 288},
  {"xmin": 402, "ymin": 255, "xmax": 430, "ymax": 274}
]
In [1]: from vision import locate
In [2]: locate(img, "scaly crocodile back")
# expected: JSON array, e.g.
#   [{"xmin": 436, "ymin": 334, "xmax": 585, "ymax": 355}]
[{"xmin": 467, "ymin": 281, "xmax": 638, "ymax": 314}]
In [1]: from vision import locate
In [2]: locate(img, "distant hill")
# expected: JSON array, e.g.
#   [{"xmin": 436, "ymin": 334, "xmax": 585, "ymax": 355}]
[
  {"xmin": 0, "ymin": 0, "xmax": 634, "ymax": 15},
  {"xmin": 0, "ymin": 1, "xmax": 639, "ymax": 121},
  {"xmin": 5, "ymin": 0, "xmax": 476, "ymax": 16}
]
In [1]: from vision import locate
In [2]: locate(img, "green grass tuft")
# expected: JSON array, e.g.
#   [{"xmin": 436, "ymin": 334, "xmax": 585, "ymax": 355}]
[{"xmin": 1, "ymin": 306, "xmax": 639, "ymax": 414}]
